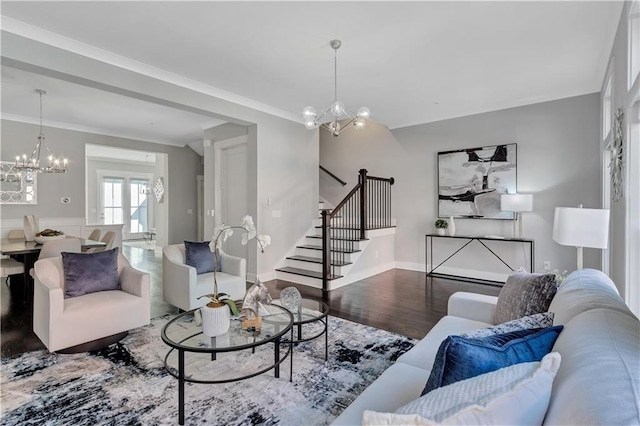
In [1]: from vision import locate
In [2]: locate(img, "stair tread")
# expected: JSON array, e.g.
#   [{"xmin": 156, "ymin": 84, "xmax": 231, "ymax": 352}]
[
  {"xmin": 296, "ymin": 245, "xmax": 361, "ymax": 254},
  {"xmin": 276, "ymin": 267, "xmax": 342, "ymax": 280},
  {"xmin": 306, "ymin": 235, "xmax": 367, "ymax": 242},
  {"xmin": 314, "ymin": 225, "xmax": 397, "ymax": 230},
  {"xmin": 286, "ymin": 255, "xmax": 351, "ymax": 266}
]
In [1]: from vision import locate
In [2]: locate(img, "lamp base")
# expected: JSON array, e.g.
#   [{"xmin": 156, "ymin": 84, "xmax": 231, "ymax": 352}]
[{"xmin": 576, "ymin": 246, "xmax": 584, "ymax": 270}]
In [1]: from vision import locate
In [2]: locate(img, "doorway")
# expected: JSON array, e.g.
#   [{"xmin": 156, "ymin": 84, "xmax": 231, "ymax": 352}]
[
  {"xmin": 98, "ymin": 171, "xmax": 153, "ymax": 240},
  {"xmin": 215, "ymin": 137, "xmax": 248, "ymax": 260}
]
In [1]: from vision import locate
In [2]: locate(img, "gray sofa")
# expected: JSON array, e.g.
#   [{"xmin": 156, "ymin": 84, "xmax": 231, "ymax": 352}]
[{"xmin": 332, "ymin": 269, "xmax": 640, "ymax": 425}]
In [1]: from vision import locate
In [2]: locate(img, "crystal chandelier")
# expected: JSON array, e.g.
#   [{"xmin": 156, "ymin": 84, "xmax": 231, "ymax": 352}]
[
  {"xmin": 15, "ymin": 89, "xmax": 67, "ymax": 174},
  {"xmin": 302, "ymin": 40, "xmax": 370, "ymax": 137}
]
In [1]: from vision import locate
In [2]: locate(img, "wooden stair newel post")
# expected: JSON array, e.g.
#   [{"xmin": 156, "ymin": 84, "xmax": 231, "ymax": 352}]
[
  {"xmin": 321, "ymin": 209, "xmax": 331, "ymax": 296},
  {"xmin": 359, "ymin": 169, "xmax": 368, "ymax": 241}
]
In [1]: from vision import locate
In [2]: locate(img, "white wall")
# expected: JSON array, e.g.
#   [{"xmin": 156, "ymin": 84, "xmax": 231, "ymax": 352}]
[{"xmin": 320, "ymin": 94, "xmax": 601, "ymax": 276}]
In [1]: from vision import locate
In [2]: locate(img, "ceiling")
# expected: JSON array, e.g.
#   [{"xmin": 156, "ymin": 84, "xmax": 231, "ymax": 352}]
[{"xmin": 0, "ymin": 1, "xmax": 624, "ymax": 147}]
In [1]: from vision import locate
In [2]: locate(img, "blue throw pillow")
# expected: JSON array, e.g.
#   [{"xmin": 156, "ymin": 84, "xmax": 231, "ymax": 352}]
[
  {"xmin": 62, "ymin": 248, "xmax": 120, "ymax": 299},
  {"xmin": 184, "ymin": 241, "xmax": 221, "ymax": 274},
  {"xmin": 422, "ymin": 325, "xmax": 564, "ymax": 395}
]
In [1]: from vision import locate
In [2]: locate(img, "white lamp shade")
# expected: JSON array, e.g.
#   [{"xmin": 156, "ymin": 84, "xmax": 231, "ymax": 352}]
[
  {"xmin": 500, "ymin": 194, "xmax": 533, "ymax": 212},
  {"xmin": 552, "ymin": 207, "xmax": 610, "ymax": 249}
]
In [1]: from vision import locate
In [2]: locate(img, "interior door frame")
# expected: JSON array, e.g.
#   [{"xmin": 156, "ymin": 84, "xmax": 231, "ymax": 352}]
[
  {"xmin": 97, "ymin": 169, "xmax": 154, "ymax": 240},
  {"xmin": 197, "ymin": 174, "xmax": 204, "ymax": 240},
  {"xmin": 214, "ymin": 136, "xmax": 248, "ymax": 258}
]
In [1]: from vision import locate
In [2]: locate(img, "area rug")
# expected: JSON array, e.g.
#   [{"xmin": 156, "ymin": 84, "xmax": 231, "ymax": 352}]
[{"xmin": 1, "ymin": 315, "xmax": 415, "ymax": 425}]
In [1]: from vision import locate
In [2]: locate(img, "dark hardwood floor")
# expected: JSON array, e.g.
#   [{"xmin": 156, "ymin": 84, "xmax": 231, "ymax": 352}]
[
  {"xmin": 1, "ymin": 243, "xmax": 500, "ymax": 357},
  {"xmin": 265, "ymin": 270, "xmax": 500, "ymax": 340}
]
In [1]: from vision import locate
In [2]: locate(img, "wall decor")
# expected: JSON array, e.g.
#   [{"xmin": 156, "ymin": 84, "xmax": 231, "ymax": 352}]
[
  {"xmin": 153, "ymin": 177, "xmax": 165, "ymax": 203},
  {"xmin": 0, "ymin": 161, "xmax": 37, "ymax": 204},
  {"xmin": 610, "ymin": 108, "xmax": 624, "ymax": 202},
  {"xmin": 438, "ymin": 143, "xmax": 516, "ymax": 219}
]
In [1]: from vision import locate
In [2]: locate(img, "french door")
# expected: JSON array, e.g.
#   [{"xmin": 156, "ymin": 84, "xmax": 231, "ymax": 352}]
[{"xmin": 99, "ymin": 172, "xmax": 152, "ymax": 240}]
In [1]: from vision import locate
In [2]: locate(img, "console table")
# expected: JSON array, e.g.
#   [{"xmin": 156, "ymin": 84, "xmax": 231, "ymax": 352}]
[{"xmin": 425, "ymin": 234, "xmax": 535, "ymax": 286}]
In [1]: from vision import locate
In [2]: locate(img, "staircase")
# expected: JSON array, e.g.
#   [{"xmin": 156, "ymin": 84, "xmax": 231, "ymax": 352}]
[{"xmin": 276, "ymin": 169, "xmax": 395, "ymax": 293}]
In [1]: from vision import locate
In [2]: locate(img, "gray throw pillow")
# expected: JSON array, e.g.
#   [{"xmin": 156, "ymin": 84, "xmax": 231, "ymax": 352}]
[
  {"xmin": 461, "ymin": 312, "xmax": 555, "ymax": 338},
  {"xmin": 62, "ymin": 248, "xmax": 120, "ymax": 298},
  {"xmin": 184, "ymin": 241, "xmax": 221, "ymax": 274},
  {"xmin": 493, "ymin": 273, "xmax": 558, "ymax": 324}
]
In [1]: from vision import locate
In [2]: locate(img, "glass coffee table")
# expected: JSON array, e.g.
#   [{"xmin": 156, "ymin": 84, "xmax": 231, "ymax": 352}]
[
  {"xmin": 161, "ymin": 305, "xmax": 294, "ymax": 425},
  {"xmin": 273, "ymin": 298, "xmax": 330, "ymax": 360}
]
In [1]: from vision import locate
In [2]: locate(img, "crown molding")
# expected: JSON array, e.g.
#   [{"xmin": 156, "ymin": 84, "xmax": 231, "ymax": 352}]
[
  {"xmin": 2, "ymin": 113, "xmax": 187, "ymax": 147},
  {"xmin": 1, "ymin": 17, "xmax": 300, "ymax": 124}
]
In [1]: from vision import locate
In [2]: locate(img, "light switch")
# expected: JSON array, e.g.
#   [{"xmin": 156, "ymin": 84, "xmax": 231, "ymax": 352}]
[
  {"xmin": 187, "ymin": 209, "xmax": 193, "ymax": 214},
  {"xmin": 272, "ymin": 210, "xmax": 281, "ymax": 218}
]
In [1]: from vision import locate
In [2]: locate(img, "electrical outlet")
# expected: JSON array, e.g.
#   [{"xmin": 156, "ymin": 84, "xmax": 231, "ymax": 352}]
[{"xmin": 543, "ymin": 261, "xmax": 551, "ymax": 270}]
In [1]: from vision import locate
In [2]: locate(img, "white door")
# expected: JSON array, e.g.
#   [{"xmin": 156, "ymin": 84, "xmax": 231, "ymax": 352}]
[
  {"xmin": 100, "ymin": 177, "xmax": 125, "ymax": 226},
  {"xmin": 128, "ymin": 178, "xmax": 150, "ymax": 239},
  {"xmin": 98, "ymin": 172, "xmax": 152, "ymax": 240},
  {"xmin": 220, "ymin": 144, "xmax": 248, "ymax": 260}
]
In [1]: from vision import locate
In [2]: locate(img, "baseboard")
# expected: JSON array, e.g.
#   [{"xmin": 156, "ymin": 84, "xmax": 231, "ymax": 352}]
[
  {"xmin": 330, "ymin": 261, "xmax": 395, "ymax": 290},
  {"xmin": 394, "ymin": 261, "xmax": 426, "ymax": 272},
  {"xmin": 255, "ymin": 270, "xmax": 276, "ymax": 283}
]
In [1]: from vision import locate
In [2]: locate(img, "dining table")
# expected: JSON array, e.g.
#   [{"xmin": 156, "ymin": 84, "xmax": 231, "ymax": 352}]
[{"xmin": 0, "ymin": 236, "xmax": 106, "ymax": 303}]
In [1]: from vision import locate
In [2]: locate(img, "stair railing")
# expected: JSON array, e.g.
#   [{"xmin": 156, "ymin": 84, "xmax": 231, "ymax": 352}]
[
  {"xmin": 320, "ymin": 169, "xmax": 395, "ymax": 292},
  {"xmin": 319, "ymin": 165, "xmax": 347, "ymax": 186}
]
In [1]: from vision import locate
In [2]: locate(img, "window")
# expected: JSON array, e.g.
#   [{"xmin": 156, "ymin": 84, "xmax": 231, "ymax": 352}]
[
  {"xmin": 129, "ymin": 179, "xmax": 149, "ymax": 234},
  {"xmin": 102, "ymin": 177, "xmax": 124, "ymax": 225}
]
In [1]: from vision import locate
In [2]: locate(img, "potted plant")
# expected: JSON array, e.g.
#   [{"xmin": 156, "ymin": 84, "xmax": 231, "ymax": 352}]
[
  {"xmin": 198, "ymin": 215, "xmax": 271, "ymax": 337},
  {"xmin": 435, "ymin": 218, "xmax": 448, "ymax": 236}
]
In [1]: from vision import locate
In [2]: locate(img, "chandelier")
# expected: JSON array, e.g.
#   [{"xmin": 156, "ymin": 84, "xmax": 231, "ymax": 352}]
[
  {"xmin": 15, "ymin": 89, "xmax": 67, "ymax": 174},
  {"xmin": 302, "ymin": 40, "xmax": 370, "ymax": 137}
]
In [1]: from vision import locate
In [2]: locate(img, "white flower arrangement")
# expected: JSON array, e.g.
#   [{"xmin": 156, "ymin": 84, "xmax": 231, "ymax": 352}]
[{"xmin": 199, "ymin": 215, "xmax": 271, "ymax": 314}]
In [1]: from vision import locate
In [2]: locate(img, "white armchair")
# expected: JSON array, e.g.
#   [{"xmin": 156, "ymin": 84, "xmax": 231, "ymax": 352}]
[
  {"xmin": 33, "ymin": 253, "xmax": 150, "ymax": 353},
  {"xmin": 162, "ymin": 244, "xmax": 246, "ymax": 312}
]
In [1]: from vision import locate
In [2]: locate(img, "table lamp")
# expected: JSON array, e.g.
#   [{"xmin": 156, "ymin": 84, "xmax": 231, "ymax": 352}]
[
  {"xmin": 552, "ymin": 205, "xmax": 610, "ymax": 270},
  {"xmin": 500, "ymin": 194, "xmax": 533, "ymax": 238}
]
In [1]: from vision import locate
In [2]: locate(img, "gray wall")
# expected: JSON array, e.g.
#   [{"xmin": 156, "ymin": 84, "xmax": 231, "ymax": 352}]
[
  {"xmin": 1, "ymin": 120, "xmax": 201, "ymax": 244},
  {"xmin": 320, "ymin": 93, "xmax": 601, "ymax": 274}
]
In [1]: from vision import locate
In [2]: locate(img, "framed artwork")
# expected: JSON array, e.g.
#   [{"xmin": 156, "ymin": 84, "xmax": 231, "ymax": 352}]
[
  {"xmin": 0, "ymin": 161, "xmax": 37, "ymax": 204},
  {"xmin": 437, "ymin": 143, "xmax": 516, "ymax": 219}
]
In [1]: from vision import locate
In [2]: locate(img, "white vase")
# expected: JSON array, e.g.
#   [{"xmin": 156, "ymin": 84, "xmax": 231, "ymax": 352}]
[
  {"xmin": 201, "ymin": 304, "xmax": 231, "ymax": 337},
  {"xmin": 448, "ymin": 216, "xmax": 456, "ymax": 236},
  {"xmin": 23, "ymin": 214, "xmax": 39, "ymax": 242}
]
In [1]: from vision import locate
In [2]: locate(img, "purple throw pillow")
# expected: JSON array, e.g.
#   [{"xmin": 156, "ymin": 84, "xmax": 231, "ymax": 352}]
[
  {"xmin": 62, "ymin": 248, "xmax": 120, "ymax": 299},
  {"xmin": 184, "ymin": 241, "xmax": 221, "ymax": 274}
]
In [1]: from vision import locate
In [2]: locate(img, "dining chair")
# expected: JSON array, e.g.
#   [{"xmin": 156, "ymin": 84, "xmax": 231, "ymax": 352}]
[
  {"xmin": 2, "ymin": 230, "xmax": 26, "ymax": 261},
  {"xmin": 87, "ymin": 229, "xmax": 102, "ymax": 241},
  {"xmin": 30, "ymin": 238, "xmax": 82, "ymax": 277},
  {"xmin": 39, "ymin": 238, "xmax": 82, "ymax": 259},
  {"xmin": 1, "ymin": 258, "xmax": 25, "ymax": 285},
  {"xmin": 85, "ymin": 231, "xmax": 116, "ymax": 254},
  {"xmin": 7, "ymin": 229, "xmax": 25, "ymax": 239}
]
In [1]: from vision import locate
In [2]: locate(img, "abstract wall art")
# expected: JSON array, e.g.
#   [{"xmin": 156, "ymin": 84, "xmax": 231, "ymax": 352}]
[{"xmin": 437, "ymin": 144, "xmax": 517, "ymax": 219}]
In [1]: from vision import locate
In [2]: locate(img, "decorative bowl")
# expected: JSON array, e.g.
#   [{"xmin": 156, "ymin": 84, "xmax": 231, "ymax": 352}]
[{"xmin": 34, "ymin": 235, "xmax": 66, "ymax": 244}]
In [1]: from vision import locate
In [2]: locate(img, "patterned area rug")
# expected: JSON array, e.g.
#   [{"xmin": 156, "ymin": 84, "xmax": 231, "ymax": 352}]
[{"xmin": 1, "ymin": 315, "xmax": 415, "ymax": 425}]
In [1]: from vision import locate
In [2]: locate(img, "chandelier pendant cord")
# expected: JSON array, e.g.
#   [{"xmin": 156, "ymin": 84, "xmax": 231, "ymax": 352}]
[
  {"xmin": 334, "ymin": 48, "xmax": 338, "ymax": 103},
  {"xmin": 302, "ymin": 39, "xmax": 370, "ymax": 137},
  {"xmin": 15, "ymin": 89, "xmax": 68, "ymax": 173}
]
